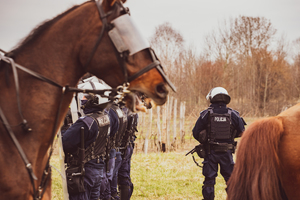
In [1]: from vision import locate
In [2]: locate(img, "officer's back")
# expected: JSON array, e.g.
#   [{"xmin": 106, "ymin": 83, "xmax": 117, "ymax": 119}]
[{"xmin": 192, "ymin": 87, "xmax": 246, "ymax": 200}]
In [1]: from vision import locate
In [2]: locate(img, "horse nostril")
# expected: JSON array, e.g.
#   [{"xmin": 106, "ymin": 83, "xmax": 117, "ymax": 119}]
[{"xmin": 155, "ymin": 83, "xmax": 168, "ymax": 98}]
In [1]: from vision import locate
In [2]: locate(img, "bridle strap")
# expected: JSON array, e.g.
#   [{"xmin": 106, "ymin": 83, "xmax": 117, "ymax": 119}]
[
  {"xmin": 0, "ymin": 107, "xmax": 38, "ymax": 194},
  {"xmin": 83, "ymin": 0, "xmax": 110, "ymax": 69},
  {"xmin": 0, "ymin": 52, "xmax": 63, "ymax": 88},
  {"xmin": 0, "ymin": 52, "xmax": 63, "ymax": 132},
  {"xmin": 88, "ymin": 0, "xmax": 130, "ymax": 84},
  {"xmin": 128, "ymin": 60, "xmax": 160, "ymax": 82},
  {"xmin": 85, "ymin": 1, "xmax": 177, "ymax": 92}
]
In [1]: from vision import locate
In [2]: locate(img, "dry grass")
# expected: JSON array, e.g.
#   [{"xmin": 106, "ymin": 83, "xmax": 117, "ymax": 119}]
[{"xmin": 51, "ymin": 151, "xmax": 227, "ymax": 200}]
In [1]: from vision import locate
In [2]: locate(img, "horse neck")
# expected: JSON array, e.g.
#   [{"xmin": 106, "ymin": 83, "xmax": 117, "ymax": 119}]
[{"xmin": 0, "ymin": 3, "xmax": 101, "ymax": 180}]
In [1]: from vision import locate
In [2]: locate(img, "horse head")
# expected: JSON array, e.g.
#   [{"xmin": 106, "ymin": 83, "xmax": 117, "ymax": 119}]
[{"xmin": 80, "ymin": 0, "xmax": 175, "ymax": 109}]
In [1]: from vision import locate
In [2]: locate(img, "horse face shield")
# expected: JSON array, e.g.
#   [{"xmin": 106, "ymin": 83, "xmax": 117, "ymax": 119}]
[
  {"xmin": 108, "ymin": 13, "xmax": 176, "ymax": 92},
  {"xmin": 109, "ymin": 14, "xmax": 149, "ymax": 56}
]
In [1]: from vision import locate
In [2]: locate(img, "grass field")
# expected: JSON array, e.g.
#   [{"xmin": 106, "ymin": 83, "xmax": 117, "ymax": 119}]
[{"xmin": 51, "ymin": 152, "xmax": 227, "ymax": 200}]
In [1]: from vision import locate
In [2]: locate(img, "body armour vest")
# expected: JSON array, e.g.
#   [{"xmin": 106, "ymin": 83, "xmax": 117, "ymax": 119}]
[
  {"xmin": 81, "ymin": 112, "xmax": 110, "ymax": 163},
  {"xmin": 121, "ymin": 112, "xmax": 138, "ymax": 148},
  {"xmin": 208, "ymin": 107, "xmax": 233, "ymax": 141},
  {"xmin": 108, "ymin": 104, "xmax": 128, "ymax": 149}
]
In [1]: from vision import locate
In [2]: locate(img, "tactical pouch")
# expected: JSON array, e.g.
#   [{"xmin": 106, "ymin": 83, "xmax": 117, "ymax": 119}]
[
  {"xmin": 198, "ymin": 129, "xmax": 208, "ymax": 144},
  {"xmin": 195, "ymin": 144, "xmax": 206, "ymax": 158},
  {"xmin": 66, "ymin": 166, "xmax": 85, "ymax": 194},
  {"xmin": 232, "ymin": 141, "xmax": 237, "ymax": 153}
]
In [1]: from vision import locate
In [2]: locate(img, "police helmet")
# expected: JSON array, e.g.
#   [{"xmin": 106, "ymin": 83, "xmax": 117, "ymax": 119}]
[
  {"xmin": 77, "ymin": 78, "xmax": 112, "ymax": 109},
  {"xmin": 206, "ymin": 87, "xmax": 231, "ymax": 104}
]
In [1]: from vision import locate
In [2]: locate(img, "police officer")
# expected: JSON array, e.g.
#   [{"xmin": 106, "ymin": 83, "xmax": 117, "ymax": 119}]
[
  {"xmin": 109, "ymin": 103, "xmax": 128, "ymax": 200},
  {"xmin": 99, "ymin": 102, "xmax": 124, "ymax": 200},
  {"xmin": 115, "ymin": 93, "xmax": 150, "ymax": 200},
  {"xmin": 63, "ymin": 92, "xmax": 110, "ymax": 200},
  {"xmin": 63, "ymin": 79, "xmax": 115, "ymax": 200},
  {"xmin": 192, "ymin": 87, "xmax": 246, "ymax": 200},
  {"xmin": 117, "ymin": 109, "xmax": 138, "ymax": 200}
]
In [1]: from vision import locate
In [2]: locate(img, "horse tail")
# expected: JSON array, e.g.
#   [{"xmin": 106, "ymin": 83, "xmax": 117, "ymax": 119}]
[{"xmin": 227, "ymin": 116, "xmax": 284, "ymax": 200}]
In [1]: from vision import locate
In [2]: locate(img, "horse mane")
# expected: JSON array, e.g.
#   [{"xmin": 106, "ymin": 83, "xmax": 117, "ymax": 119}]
[
  {"xmin": 9, "ymin": 1, "xmax": 94, "ymax": 57},
  {"xmin": 227, "ymin": 117, "xmax": 285, "ymax": 200}
]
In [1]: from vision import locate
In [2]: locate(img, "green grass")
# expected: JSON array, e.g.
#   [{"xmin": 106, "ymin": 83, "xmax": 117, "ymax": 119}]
[
  {"xmin": 51, "ymin": 152, "xmax": 227, "ymax": 200},
  {"xmin": 51, "ymin": 155, "xmax": 64, "ymax": 200}
]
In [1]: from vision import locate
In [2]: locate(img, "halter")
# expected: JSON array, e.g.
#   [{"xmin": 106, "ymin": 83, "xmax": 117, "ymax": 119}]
[{"xmin": 0, "ymin": 1, "xmax": 175, "ymax": 199}]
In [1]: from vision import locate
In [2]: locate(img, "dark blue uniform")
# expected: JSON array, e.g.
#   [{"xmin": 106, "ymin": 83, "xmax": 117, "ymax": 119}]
[
  {"xmin": 100, "ymin": 107, "xmax": 120, "ymax": 200},
  {"xmin": 192, "ymin": 102, "xmax": 245, "ymax": 200},
  {"xmin": 63, "ymin": 108, "xmax": 105, "ymax": 200},
  {"xmin": 117, "ymin": 143, "xmax": 134, "ymax": 199},
  {"xmin": 117, "ymin": 112, "xmax": 138, "ymax": 200},
  {"xmin": 111, "ymin": 151, "xmax": 123, "ymax": 200},
  {"xmin": 100, "ymin": 149, "xmax": 116, "ymax": 200},
  {"xmin": 110, "ymin": 106, "xmax": 129, "ymax": 200}
]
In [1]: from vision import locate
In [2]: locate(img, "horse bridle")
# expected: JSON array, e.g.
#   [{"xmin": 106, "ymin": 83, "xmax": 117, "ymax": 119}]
[
  {"xmin": 0, "ymin": 1, "xmax": 175, "ymax": 199},
  {"xmin": 88, "ymin": 0, "xmax": 176, "ymax": 92}
]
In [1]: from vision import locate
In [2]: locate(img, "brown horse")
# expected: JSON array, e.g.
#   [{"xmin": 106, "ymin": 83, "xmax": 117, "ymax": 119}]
[
  {"xmin": 0, "ymin": 0, "xmax": 174, "ymax": 199},
  {"xmin": 227, "ymin": 103, "xmax": 300, "ymax": 200}
]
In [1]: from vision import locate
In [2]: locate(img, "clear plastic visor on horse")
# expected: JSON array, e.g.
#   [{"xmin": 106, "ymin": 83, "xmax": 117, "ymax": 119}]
[{"xmin": 109, "ymin": 14, "xmax": 149, "ymax": 55}]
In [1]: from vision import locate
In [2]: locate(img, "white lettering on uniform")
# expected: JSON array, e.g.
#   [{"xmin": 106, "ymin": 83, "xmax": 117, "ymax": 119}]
[{"xmin": 214, "ymin": 117, "xmax": 226, "ymax": 122}]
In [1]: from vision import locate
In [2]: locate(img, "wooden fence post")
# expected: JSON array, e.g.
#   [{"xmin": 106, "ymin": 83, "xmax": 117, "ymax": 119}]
[
  {"xmin": 140, "ymin": 112, "xmax": 146, "ymax": 152},
  {"xmin": 180, "ymin": 101, "xmax": 186, "ymax": 145},
  {"xmin": 172, "ymin": 99, "xmax": 177, "ymax": 151},
  {"xmin": 167, "ymin": 96, "xmax": 173, "ymax": 152},
  {"xmin": 156, "ymin": 106, "xmax": 162, "ymax": 152},
  {"xmin": 162, "ymin": 104, "xmax": 167, "ymax": 152},
  {"xmin": 144, "ymin": 108, "xmax": 152, "ymax": 154}
]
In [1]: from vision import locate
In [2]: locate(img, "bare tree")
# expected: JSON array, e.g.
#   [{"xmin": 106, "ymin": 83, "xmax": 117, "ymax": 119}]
[
  {"xmin": 147, "ymin": 17, "xmax": 297, "ymax": 118},
  {"xmin": 231, "ymin": 16, "xmax": 277, "ymax": 57},
  {"xmin": 291, "ymin": 38, "xmax": 300, "ymax": 98},
  {"xmin": 149, "ymin": 22, "xmax": 184, "ymax": 64}
]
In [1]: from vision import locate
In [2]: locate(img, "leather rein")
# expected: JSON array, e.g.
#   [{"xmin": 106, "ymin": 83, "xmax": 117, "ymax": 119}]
[{"xmin": 0, "ymin": 0, "xmax": 172, "ymax": 199}]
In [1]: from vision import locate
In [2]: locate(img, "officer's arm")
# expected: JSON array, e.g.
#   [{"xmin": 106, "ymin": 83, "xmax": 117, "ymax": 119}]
[
  {"xmin": 62, "ymin": 120, "xmax": 87, "ymax": 154},
  {"xmin": 232, "ymin": 111, "xmax": 246, "ymax": 137},
  {"xmin": 192, "ymin": 114, "xmax": 207, "ymax": 142}
]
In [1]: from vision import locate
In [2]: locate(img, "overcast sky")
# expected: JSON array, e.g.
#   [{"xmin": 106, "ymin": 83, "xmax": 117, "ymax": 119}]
[{"xmin": 1, "ymin": 0, "xmax": 300, "ymax": 53}]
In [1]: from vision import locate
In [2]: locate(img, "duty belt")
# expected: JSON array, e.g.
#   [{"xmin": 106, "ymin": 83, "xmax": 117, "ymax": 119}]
[{"xmin": 210, "ymin": 142, "xmax": 235, "ymax": 152}]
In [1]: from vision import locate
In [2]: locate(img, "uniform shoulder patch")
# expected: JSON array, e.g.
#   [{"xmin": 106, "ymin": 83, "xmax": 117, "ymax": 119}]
[
  {"xmin": 228, "ymin": 107, "xmax": 240, "ymax": 117},
  {"xmin": 79, "ymin": 116, "xmax": 95, "ymax": 130},
  {"xmin": 200, "ymin": 109, "xmax": 209, "ymax": 119}
]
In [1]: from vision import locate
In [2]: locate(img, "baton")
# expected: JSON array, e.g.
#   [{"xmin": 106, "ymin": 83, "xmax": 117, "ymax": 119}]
[{"xmin": 80, "ymin": 127, "xmax": 85, "ymax": 175}]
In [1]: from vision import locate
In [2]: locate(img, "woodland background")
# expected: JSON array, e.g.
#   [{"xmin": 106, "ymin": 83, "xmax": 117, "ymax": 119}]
[{"xmin": 150, "ymin": 15, "xmax": 300, "ymax": 118}]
